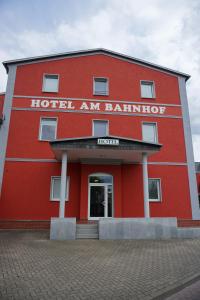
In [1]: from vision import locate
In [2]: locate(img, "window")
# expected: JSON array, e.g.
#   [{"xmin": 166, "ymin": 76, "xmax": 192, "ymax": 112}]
[
  {"xmin": 39, "ymin": 118, "xmax": 57, "ymax": 141},
  {"xmin": 90, "ymin": 174, "xmax": 112, "ymax": 183},
  {"xmin": 148, "ymin": 179, "xmax": 161, "ymax": 202},
  {"xmin": 142, "ymin": 123, "xmax": 158, "ymax": 143},
  {"xmin": 141, "ymin": 81, "xmax": 155, "ymax": 98},
  {"xmin": 50, "ymin": 176, "xmax": 70, "ymax": 201},
  {"xmin": 93, "ymin": 120, "xmax": 108, "ymax": 136},
  {"xmin": 94, "ymin": 78, "xmax": 108, "ymax": 95},
  {"xmin": 43, "ymin": 74, "xmax": 59, "ymax": 92}
]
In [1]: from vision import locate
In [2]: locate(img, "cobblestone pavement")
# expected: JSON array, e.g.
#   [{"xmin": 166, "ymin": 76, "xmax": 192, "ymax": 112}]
[
  {"xmin": 165, "ymin": 279, "xmax": 200, "ymax": 300},
  {"xmin": 1, "ymin": 231, "xmax": 200, "ymax": 300}
]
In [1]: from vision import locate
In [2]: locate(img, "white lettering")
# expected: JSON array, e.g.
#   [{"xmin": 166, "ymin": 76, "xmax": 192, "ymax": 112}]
[
  {"xmin": 105, "ymin": 103, "xmax": 113, "ymax": 111},
  {"xmin": 68, "ymin": 101, "xmax": 75, "ymax": 109},
  {"xmin": 114, "ymin": 104, "xmax": 122, "ymax": 112},
  {"xmin": 151, "ymin": 106, "xmax": 159, "ymax": 114},
  {"xmin": 90, "ymin": 102, "xmax": 100, "ymax": 110},
  {"xmin": 132, "ymin": 105, "xmax": 141, "ymax": 113},
  {"xmin": 49, "ymin": 100, "xmax": 59, "ymax": 108},
  {"xmin": 40, "ymin": 100, "xmax": 50, "ymax": 108},
  {"xmin": 142, "ymin": 106, "xmax": 151, "ymax": 113},
  {"xmin": 59, "ymin": 101, "xmax": 67, "ymax": 109},
  {"xmin": 30, "ymin": 98, "xmax": 167, "ymax": 116},
  {"xmin": 80, "ymin": 102, "xmax": 89, "ymax": 110},
  {"xmin": 31, "ymin": 99, "xmax": 41, "ymax": 108},
  {"xmin": 159, "ymin": 106, "xmax": 166, "ymax": 114},
  {"xmin": 123, "ymin": 104, "xmax": 132, "ymax": 112}
]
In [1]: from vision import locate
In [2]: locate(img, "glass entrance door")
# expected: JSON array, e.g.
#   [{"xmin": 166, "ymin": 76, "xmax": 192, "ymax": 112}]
[
  {"xmin": 89, "ymin": 174, "xmax": 113, "ymax": 219},
  {"xmin": 90, "ymin": 185, "xmax": 105, "ymax": 218}
]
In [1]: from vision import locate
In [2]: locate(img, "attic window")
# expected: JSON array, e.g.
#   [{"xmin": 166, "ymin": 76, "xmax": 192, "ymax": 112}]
[
  {"xmin": 94, "ymin": 78, "xmax": 108, "ymax": 95},
  {"xmin": 42, "ymin": 74, "xmax": 59, "ymax": 93}
]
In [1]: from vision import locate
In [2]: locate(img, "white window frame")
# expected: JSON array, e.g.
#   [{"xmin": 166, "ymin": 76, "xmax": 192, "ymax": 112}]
[
  {"xmin": 148, "ymin": 178, "xmax": 161, "ymax": 202},
  {"xmin": 39, "ymin": 117, "xmax": 57, "ymax": 141},
  {"xmin": 93, "ymin": 77, "xmax": 109, "ymax": 96},
  {"xmin": 42, "ymin": 74, "xmax": 59, "ymax": 93},
  {"xmin": 50, "ymin": 176, "xmax": 70, "ymax": 201},
  {"xmin": 92, "ymin": 119, "xmax": 109, "ymax": 136},
  {"xmin": 140, "ymin": 80, "xmax": 155, "ymax": 99},
  {"xmin": 142, "ymin": 122, "xmax": 158, "ymax": 143}
]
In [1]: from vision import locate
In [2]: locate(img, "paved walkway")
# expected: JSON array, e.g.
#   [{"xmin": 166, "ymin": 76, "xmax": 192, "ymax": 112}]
[
  {"xmin": 165, "ymin": 279, "xmax": 200, "ymax": 300},
  {"xmin": 1, "ymin": 231, "xmax": 200, "ymax": 299}
]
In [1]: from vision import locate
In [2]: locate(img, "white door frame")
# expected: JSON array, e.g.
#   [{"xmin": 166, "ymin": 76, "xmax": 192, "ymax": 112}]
[{"xmin": 88, "ymin": 174, "xmax": 113, "ymax": 220}]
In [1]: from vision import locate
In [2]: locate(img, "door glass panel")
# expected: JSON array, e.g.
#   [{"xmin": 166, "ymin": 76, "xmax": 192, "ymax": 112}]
[
  {"xmin": 90, "ymin": 186, "xmax": 105, "ymax": 217},
  {"xmin": 108, "ymin": 185, "xmax": 112, "ymax": 217}
]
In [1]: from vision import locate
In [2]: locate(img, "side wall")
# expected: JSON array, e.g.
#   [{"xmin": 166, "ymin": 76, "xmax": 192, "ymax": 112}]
[
  {"xmin": 178, "ymin": 77, "xmax": 200, "ymax": 219},
  {"xmin": 0, "ymin": 94, "xmax": 5, "ymax": 115},
  {"xmin": 0, "ymin": 66, "xmax": 16, "ymax": 196}
]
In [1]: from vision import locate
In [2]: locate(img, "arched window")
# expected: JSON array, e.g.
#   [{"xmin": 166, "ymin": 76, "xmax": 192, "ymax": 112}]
[{"xmin": 89, "ymin": 173, "xmax": 113, "ymax": 184}]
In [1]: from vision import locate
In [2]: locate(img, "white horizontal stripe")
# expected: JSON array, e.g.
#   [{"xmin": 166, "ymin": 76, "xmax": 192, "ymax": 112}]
[
  {"xmin": 12, "ymin": 107, "xmax": 182, "ymax": 119},
  {"xmin": 5, "ymin": 157, "xmax": 187, "ymax": 166},
  {"xmin": 6, "ymin": 158, "xmax": 58, "ymax": 162}
]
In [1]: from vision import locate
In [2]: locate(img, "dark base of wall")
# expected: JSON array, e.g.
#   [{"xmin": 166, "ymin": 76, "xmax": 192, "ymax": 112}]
[
  {"xmin": 177, "ymin": 219, "xmax": 200, "ymax": 227},
  {"xmin": 0, "ymin": 220, "xmax": 50, "ymax": 229},
  {"xmin": 1, "ymin": 219, "xmax": 200, "ymax": 230}
]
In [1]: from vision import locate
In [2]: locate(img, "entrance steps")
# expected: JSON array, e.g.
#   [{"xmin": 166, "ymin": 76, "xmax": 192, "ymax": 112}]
[{"xmin": 76, "ymin": 223, "xmax": 99, "ymax": 239}]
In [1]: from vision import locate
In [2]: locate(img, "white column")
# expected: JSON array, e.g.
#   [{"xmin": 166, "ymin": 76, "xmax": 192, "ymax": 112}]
[
  {"xmin": 142, "ymin": 152, "xmax": 150, "ymax": 218},
  {"xmin": 59, "ymin": 152, "xmax": 67, "ymax": 218}
]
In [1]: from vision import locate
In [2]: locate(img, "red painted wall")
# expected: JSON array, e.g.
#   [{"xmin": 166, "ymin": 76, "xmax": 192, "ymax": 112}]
[
  {"xmin": 14, "ymin": 54, "xmax": 181, "ymax": 105},
  {"xmin": 0, "ymin": 53, "xmax": 193, "ymax": 220},
  {"xmin": 0, "ymin": 162, "xmax": 80, "ymax": 219},
  {"xmin": 6, "ymin": 110, "xmax": 187, "ymax": 163}
]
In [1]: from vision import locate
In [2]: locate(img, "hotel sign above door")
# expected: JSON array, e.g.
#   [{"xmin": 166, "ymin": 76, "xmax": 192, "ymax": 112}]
[{"xmin": 97, "ymin": 139, "xmax": 119, "ymax": 146}]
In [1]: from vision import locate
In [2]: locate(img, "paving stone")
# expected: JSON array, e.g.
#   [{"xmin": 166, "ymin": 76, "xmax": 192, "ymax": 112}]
[
  {"xmin": 165, "ymin": 279, "xmax": 200, "ymax": 300},
  {"xmin": 1, "ymin": 231, "xmax": 200, "ymax": 299}
]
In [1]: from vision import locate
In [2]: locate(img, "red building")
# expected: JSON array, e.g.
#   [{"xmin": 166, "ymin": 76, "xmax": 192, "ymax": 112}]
[{"xmin": 0, "ymin": 49, "xmax": 199, "ymax": 235}]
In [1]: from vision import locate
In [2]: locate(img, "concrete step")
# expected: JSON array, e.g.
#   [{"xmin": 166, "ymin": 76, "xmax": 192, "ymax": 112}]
[
  {"xmin": 76, "ymin": 233, "xmax": 99, "ymax": 239},
  {"xmin": 76, "ymin": 224, "xmax": 98, "ymax": 228},
  {"xmin": 76, "ymin": 223, "xmax": 99, "ymax": 239}
]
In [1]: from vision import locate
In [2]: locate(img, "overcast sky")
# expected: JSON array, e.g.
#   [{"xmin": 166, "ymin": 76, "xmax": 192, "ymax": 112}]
[{"xmin": 0, "ymin": 0, "xmax": 200, "ymax": 160}]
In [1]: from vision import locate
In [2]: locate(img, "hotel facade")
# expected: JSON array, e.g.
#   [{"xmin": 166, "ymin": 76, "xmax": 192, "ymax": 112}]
[{"xmin": 0, "ymin": 49, "xmax": 199, "ymax": 238}]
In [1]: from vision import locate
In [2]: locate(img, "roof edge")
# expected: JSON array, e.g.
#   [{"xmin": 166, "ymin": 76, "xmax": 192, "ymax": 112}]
[
  {"xmin": 2, "ymin": 48, "xmax": 190, "ymax": 80},
  {"xmin": 49, "ymin": 135, "xmax": 163, "ymax": 147}
]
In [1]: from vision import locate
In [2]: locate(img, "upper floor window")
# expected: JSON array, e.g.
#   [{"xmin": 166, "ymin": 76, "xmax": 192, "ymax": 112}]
[
  {"xmin": 39, "ymin": 118, "xmax": 57, "ymax": 141},
  {"xmin": 93, "ymin": 120, "xmax": 108, "ymax": 136},
  {"xmin": 141, "ymin": 81, "xmax": 155, "ymax": 98},
  {"xmin": 94, "ymin": 78, "xmax": 108, "ymax": 95},
  {"xmin": 148, "ymin": 179, "xmax": 161, "ymax": 202},
  {"xmin": 142, "ymin": 122, "xmax": 158, "ymax": 143},
  {"xmin": 42, "ymin": 74, "xmax": 59, "ymax": 93}
]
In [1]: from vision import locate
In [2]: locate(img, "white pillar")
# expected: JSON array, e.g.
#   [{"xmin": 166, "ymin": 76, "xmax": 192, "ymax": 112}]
[
  {"xmin": 59, "ymin": 152, "xmax": 67, "ymax": 218},
  {"xmin": 142, "ymin": 152, "xmax": 150, "ymax": 218}
]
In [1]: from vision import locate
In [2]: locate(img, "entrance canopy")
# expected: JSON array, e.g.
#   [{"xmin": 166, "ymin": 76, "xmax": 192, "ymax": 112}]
[{"xmin": 49, "ymin": 135, "xmax": 162, "ymax": 163}]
